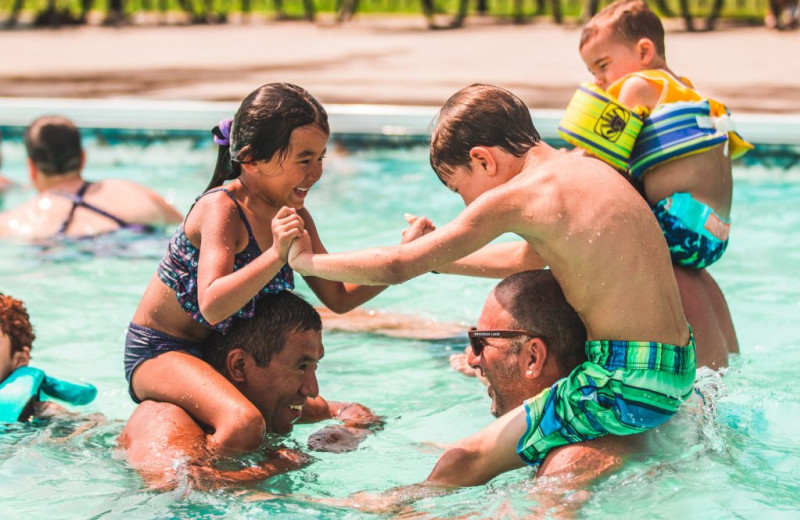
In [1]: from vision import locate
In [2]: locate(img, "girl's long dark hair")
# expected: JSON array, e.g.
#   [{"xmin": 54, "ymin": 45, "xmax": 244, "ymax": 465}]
[{"xmin": 207, "ymin": 83, "xmax": 329, "ymax": 191}]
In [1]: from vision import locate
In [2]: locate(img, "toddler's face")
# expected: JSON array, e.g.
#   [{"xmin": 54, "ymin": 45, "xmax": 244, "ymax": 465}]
[{"xmin": 580, "ymin": 30, "xmax": 645, "ymax": 90}]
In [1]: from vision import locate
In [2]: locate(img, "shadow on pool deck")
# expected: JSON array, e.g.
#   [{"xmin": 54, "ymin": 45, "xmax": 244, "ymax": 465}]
[{"xmin": 1, "ymin": 16, "xmax": 799, "ymax": 113}]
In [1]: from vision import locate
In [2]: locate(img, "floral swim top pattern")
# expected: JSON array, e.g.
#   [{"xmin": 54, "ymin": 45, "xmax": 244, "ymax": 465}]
[{"xmin": 156, "ymin": 188, "xmax": 294, "ymax": 334}]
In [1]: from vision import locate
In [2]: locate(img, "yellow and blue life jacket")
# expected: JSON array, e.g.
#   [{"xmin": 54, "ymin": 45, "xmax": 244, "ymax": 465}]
[
  {"xmin": 558, "ymin": 70, "xmax": 752, "ymax": 177},
  {"xmin": 557, "ymin": 82, "xmax": 645, "ymax": 170},
  {"xmin": 606, "ymin": 70, "xmax": 753, "ymax": 180}
]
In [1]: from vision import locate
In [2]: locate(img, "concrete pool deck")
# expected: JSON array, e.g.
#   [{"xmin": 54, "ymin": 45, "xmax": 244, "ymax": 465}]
[{"xmin": 0, "ymin": 16, "xmax": 799, "ymax": 113}]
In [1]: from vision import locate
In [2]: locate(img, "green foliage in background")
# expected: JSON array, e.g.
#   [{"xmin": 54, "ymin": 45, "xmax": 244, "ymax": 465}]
[{"xmin": 0, "ymin": 0, "xmax": 770, "ymax": 22}]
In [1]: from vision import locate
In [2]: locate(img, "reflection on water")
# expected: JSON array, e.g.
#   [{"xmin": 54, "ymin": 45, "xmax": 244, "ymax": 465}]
[{"xmin": 0, "ymin": 136, "xmax": 798, "ymax": 519}]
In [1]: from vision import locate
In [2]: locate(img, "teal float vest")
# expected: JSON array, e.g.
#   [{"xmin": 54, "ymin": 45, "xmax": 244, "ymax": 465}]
[{"xmin": 0, "ymin": 367, "xmax": 96, "ymax": 423}]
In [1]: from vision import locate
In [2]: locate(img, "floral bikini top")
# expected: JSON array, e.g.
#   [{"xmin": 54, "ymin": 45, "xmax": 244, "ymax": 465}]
[{"xmin": 156, "ymin": 188, "xmax": 294, "ymax": 334}]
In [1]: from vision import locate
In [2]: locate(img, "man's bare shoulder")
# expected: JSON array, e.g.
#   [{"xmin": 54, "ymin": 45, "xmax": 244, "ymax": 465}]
[
  {"xmin": 120, "ymin": 401, "xmax": 206, "ymax": 469},
  {"xmin": 95, "ymin": 179, "xmax": 175, "ymax": 206},
  {"xmin": 536, "ymin": 435, "xmax": 640, "ymax": 484},
  {"xmin": 95, "ymin": 179, "xmax": 183, "ymax": 223}
]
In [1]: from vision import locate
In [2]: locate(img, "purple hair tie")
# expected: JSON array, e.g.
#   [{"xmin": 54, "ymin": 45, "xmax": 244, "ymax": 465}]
[{"xmin": 213, "ymin": 118, "xmax": 233, "ymax": 146}]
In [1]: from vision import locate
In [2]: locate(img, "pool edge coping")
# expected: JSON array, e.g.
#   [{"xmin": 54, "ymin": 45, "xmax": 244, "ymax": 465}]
[{"xmin": 1, "ymin": 97, "xmax": 799, "ymax": 145}]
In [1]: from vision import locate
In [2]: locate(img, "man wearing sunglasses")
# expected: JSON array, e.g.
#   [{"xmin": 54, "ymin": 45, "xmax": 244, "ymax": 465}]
[
  {"xmin": 428, "ymin": 270, "xmax": 635, "ymax": 487},
  {"xmin": 312, "ymin": 271, "xmax": 636, "ymax": 512}
]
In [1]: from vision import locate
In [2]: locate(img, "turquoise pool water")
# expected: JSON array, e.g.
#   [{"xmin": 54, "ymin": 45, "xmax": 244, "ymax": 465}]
[{"xmin": 0, "ymin": 133, "xmax": 798, "ymax": 519}]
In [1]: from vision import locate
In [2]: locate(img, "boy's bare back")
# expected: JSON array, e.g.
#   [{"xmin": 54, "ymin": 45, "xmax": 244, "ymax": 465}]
[{"xmin": 477, "ymin": 145, "xmax": 686, "ymax": 344}]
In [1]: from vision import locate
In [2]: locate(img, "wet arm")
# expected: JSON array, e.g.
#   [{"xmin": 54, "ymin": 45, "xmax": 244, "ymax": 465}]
[
  {"xmin": 301, "ymin": 396, "xmax": 383, "ymax": 453},
  {"xmin": 122, "ymin": 402, "xmax": 307, "ymax": 490},
  {"xmin": 300, "ymin": 396, "xmax": 383, "ymax": 429},
  {"xmin": 195, "ymin": 200, "xmax": 291, "ymax": 325},
  {"xmin": 433, "ymin": 241, "xmax": 546, "ymax": 278},
  {"xmin": 298, "ymin": 209, "xmax": 388, "ymax": 313},
  {"xmin": 188, "ymin": 448, "xmax": 309, "ymax": 490},
  {"xmin": 616, "ymin": 75, "xmax": 662, "ymax": 112},
  {"xmin": 290, "ymin": 197, "xmax": 508, "ymax": 286},
  {"xmin": 426, "ymin": 405, "xmax": 528, "ymax": 487},
  {"xmin": 246, "ymin": 407, "xmax": 528, "ymax": 512},
  {"xmin": 33, "ymin": 400, "xmax": 72, "ymax": 419}
]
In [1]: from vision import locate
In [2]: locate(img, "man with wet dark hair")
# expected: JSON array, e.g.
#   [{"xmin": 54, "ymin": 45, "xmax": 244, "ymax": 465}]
[
  {"xmin": 120, "ymin": 291, "xmax": 381, "ymax": 490},
  {"xmin": 255, "ymin": 272, "xmax": 636, "ymax": 513},
  {"xmin": 0, "ymin": 115, "xmax": 182, "ymax": 240}
]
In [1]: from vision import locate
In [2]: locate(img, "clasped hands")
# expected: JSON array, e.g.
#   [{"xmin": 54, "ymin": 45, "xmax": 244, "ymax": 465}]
[{"xmin": 277, "ymin": 208, "xmax": 436, "ymax": 275}]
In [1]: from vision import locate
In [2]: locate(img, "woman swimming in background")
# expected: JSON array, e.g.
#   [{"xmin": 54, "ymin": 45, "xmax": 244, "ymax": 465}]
[
  {"xmin": 125, "ymin": 83, "xmax": 423, "ymax": 456},
  {"xmin": 0, "ymin": 116, "xmax": 183, "ymax": 240}
]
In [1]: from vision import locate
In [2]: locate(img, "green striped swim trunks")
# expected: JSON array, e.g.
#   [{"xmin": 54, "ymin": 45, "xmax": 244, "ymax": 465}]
[{"xmin": 517, "ymin": 330, "xmax": 696, "ymax": 465}]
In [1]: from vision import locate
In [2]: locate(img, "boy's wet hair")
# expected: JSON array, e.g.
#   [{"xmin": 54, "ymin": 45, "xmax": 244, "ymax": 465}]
[
  {"xmin": 207, "ymin": 83, "xmax": 329, "ymax": 191},
  {"xmin": 430, "ymin": 84, "xmax": 540, "ymax": 183},
  {"xmin": 205, "ymin": 291, "xmax": 322, "ymax": 371},
  {"xmin": 0, "ymin": 293, "xmax": 35, "ymax": 357},
  {"xmin": 494, "ymin": 270, "xmax": 587, "ymax": 373},
  {"xmin": 580, "ymin": 0, "xmax": 666, "ymax": 58},
  {"xmin": 24, "ymin": 116, "xmax": 83, "ymax": 175}
]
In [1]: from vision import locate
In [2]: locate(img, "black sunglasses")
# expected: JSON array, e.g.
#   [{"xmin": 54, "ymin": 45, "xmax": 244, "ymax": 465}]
[{"xmin": 467, "ymin": 328, "xmax": 544, "ymax": 357}]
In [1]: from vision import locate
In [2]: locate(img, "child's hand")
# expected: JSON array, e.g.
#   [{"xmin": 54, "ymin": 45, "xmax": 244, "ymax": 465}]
[
  {"xmin": 401, "ymin": 213, "xmax": 436, "ymax": 244},
  {"xmin": 271, "ymin": 207, "xmax": 305, "ymax": 260},
  {"xmin": 287, "ymin": 230, "xmax": 313, "ymax": 274}
]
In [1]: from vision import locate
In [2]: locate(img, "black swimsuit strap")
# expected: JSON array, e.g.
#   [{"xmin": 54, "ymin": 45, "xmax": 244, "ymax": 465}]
[
  {"xmin": 196, "ymin": 188, "xmax": 258, "ymax": 243},
  {"xmin": 55, "ymin": 181, "xmax": 134, "ymax": 235},
  {"xmin": 56, "ymin": 181, "xmax": 92, "ymax": 235}
]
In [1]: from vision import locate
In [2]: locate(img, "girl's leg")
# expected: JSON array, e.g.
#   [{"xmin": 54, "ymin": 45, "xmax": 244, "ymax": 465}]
[{"xmin": 131, "ymin": 351, "xmax": 266, "ymax": 454}]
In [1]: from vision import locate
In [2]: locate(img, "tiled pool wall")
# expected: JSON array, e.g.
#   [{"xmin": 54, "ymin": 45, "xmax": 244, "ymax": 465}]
[{"xmin": 1, "ymin": 98, "xmax": 799, "ymax": 169}]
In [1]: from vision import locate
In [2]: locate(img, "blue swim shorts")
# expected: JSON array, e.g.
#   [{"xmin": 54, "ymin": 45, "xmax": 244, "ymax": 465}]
[
  {"xmin": 124, "ymin": 322, "xmax": 203, "ymax": 402},
  {"xmin": 517, "ymin": 331, "xmax": 696, "ymax": 465},
  {"xmin": 653, "ymin": 192, "xmax": 730, "ymax": 269}
]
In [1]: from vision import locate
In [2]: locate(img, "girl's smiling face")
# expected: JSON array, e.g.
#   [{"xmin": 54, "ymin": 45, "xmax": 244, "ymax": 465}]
[{"xmin": 248, "ymin": 124, "xmax": 329, "ymax": 209}]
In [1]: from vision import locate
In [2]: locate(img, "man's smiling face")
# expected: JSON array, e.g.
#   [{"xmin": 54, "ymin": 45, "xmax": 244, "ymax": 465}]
[{"xmin": 242, "ymin": 328, "xmax": 324, "ymax": 434}]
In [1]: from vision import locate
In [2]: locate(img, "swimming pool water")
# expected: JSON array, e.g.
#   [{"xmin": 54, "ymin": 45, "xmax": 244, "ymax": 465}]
[{"xmin": 0, "ymin": 134, "xmax": 798, "ymax": 519}]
